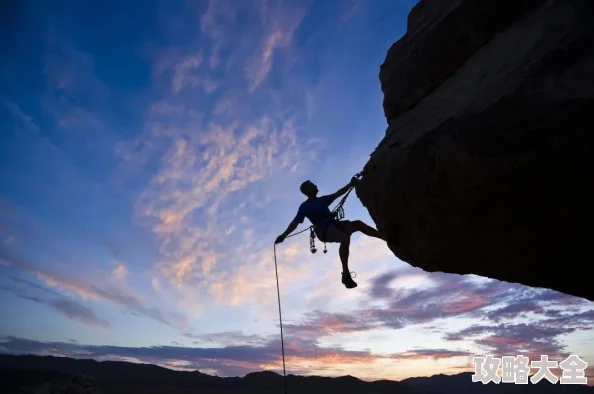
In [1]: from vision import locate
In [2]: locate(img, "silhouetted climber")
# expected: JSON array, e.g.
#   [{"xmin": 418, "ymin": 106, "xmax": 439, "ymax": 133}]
[{"xmin": 275, "ymin": 177, "xmax": 385, "ymax": 289}]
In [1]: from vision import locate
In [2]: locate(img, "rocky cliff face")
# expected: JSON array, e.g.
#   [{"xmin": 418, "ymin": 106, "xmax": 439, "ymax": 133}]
[{"xmin": 357, "ymin": 0, "xmax": 594, "ymax": 301}]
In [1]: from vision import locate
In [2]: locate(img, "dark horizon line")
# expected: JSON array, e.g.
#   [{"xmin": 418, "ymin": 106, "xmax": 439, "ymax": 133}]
[
  {"xmin": 3, "ymin": 352, "xmax": 592, "ymax": 386},
  {"xmin": 0, "ymin": 352, "xmax": 473, "ymax": 382}
]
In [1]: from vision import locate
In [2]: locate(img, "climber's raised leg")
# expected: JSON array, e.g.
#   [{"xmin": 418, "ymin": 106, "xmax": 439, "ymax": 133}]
[
  {"xmin": 323, "ymin": 222, "xmax": 358, "ymax": 289},
  {"xmin": 338, "ymin": 237, "xmax": 357, "ymax": 289},
  {"xmin": 342, "ymin": 219, "xmax": 385, "ymax": 240}
]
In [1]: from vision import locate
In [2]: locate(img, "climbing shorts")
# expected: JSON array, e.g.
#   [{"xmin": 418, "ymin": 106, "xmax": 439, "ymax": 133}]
[{"xmin": 316, "ymin": 220, "xmax": 351, "ymax": 243}]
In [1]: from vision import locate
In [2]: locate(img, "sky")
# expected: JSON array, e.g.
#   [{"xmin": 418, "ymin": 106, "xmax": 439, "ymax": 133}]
[{"xmin": 1, "ymin": 0, "xmax": 593, "ymax": 385}]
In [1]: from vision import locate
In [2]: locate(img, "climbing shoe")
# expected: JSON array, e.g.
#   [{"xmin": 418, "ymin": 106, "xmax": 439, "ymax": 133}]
[{"xmin": 341, "ymin": 271, "xmax": 357, "ymax": 289}]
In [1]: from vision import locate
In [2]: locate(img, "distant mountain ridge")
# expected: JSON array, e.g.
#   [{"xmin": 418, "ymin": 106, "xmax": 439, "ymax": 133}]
[
  {"xmin": 1, "ymin": 354, "xmax": 592, "ymax": 393},
  {"xmin": 403, "ymin": 372, "xmax": 594, "ymax": 393}
]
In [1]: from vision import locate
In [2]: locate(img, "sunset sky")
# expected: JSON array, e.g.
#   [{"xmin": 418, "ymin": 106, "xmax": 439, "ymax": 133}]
[{"xmin": 1, "ymin": 0, "xmax": 593, "ymax": 385}]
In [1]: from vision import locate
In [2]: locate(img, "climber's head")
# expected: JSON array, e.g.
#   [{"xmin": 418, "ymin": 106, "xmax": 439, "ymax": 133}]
[{"xmin": 300, "ymin": 180, "xmax": 318, "ymax": 198}]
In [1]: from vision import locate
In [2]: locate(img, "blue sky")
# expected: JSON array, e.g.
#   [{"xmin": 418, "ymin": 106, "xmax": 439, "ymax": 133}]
[{"xmin": 1, "ymin": 0, "xmax": 593, "ymax": 383}]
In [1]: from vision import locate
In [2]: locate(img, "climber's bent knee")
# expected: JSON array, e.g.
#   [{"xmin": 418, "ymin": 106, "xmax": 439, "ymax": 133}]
[
  {"xmin": 321, "ymin": 222, "xmax": 350, "ymax": 244},
  {"xmin": 342, "ymin": 220, "xmax": 362, "ymax": 234},
  {"xmin": 352, "ymin": 220, "xmax": 364, "ymax": 230}
]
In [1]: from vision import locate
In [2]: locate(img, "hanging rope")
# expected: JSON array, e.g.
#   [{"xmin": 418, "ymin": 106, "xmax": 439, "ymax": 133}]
[
  {"xmin": 271, "ymin": 172, "xmax": 362, "ymax": 394},
  {"xmin": 273, "ymin": 243, "xmax": 288, "ymax": 394}
]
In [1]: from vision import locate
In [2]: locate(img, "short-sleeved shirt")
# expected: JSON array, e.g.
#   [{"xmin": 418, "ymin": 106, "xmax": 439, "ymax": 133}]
[{"xmin": 293, "ymin": 195, "xmax": 335, "ymax": 227}]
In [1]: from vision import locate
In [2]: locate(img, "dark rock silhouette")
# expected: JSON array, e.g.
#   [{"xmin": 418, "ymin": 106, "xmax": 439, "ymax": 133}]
[
  {"xmin": 32, "ymin": 374, "xmax": 102, "ymax": 394},
  {"xmin": 356, "ymin": 0, "xmax": 594, "ymax": 301},
  {"xmin": 403, "ymin": 372, "xmax": 594, "ymax": 394},
  {"xmin": 0, "ymin": 354, "xmax": 417, "ymax": 394},
  {"xmin": 1, "ymin": 355, "xmax": 592, "ymax": 393}
]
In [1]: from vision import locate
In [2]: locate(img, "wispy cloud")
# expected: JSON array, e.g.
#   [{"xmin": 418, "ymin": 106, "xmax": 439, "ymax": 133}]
[
  {"xmin": 112, "ymin": 264, "xmax": 128, "ymax": 281},
  {"xmin": 171, "ymin": 54, "xmax": 204, "ymax": 94},
  {"xmin": 4, "ymin": 0, "xmax": 593, "ymax": 384},
  {"xmin": 393, "ymin": 348, "xmax": 472, "ymax": 360},
  {"xmin": 283, "ymin": 269, "xmax": 594, "ymax": 355},
  {"xmin": 1, "ymin": 98, "xmax": 40, "ymax": 134},
  {"xmin": 135, "ymin": 118, "xmax": 300, "ymax": 290},
  {"xmin": 483, "ymin": 300, "xmax": 544, "ymax": 323},
  {"xmin": 0, "ymin": 281, "xmax": 110, "ymax": 328},
  {"xmin": 114, "ymin": 1, "xmax": 317, "ymax": 304},
  {"xmin": 244, "ymin": 1, "xmax": 308, "ymax": 93},
  {"xmin": 445, "ymin": 323, "xmax": 571, "ymax": 361},
  {"xmin": 7, "ymin": 332, "xmax": 588, "ymax": 382},
  {"xmin": 199, "ymin": 0, "xmax": 240, "ymax": 69},
  {"xmin": 151, "ymin": 277, "xmax": 162, "ymax": 293},
  {"xmin": 0, "ymin": 335, "xmax": 473, "ymax": 379},
  {"xmin": 284, "ymin": 310, "xmax": 378, "ymax": 338},
  {"xmin": 0, "ymin": 248, "xmax": 188, "ymax": 329},
  {"xmin": 41, "ymin": 36, "xmax": 116, "ymax": 151},
  {"xmin": 341, "ymin": 0, "xmax": 361, "ymax": 23},
  {"xmin": 184, "ymin": 331, "xmax": 269, "ymax": 347}
]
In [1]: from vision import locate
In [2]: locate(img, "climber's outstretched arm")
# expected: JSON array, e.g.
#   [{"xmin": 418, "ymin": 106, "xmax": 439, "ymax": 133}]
[
  {"xmin": 275, "ymin": 219, "xmax": 299, "ymax": 244},
  {"xmin": 280, "ymin": 220, "xmax": 299, "ymax": 238},
  {"xmin": 327, "ymin": 177, "xmax": 358, "ymax": 204}
]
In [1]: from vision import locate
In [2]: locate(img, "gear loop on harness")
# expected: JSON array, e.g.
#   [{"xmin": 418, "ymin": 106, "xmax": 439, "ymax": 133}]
[{"xmin": 309, "ymin": 227, "xmax": 317, "ymax": 253}]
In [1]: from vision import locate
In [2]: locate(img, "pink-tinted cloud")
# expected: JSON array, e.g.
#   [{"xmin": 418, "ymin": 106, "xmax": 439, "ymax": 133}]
[
  {"xmin": 284, "ymin": 310, "xmax": 377, "ymax": 337},
  {"xmin": 0, "ymin": 281, "xmax": 109, "ymax": 328},
  {"xmin": 135, "ymin": 115, "xmax": 301, "ymax": 290},
  {"xmin": 184, "ymin": 331, "xmax": 269, "ymax": 347},
  {"xmin": 0, "ymin": 248, "xmax": 188, "ymax": 329},
  {"xmin": 199, "ymin": 0, "xmax": 240, "ymax": 69},
  {"xmin": 483, "ymin": 300, "xmax": 545, "ymax": 322},
  {"xmin": 171, "ymin": 54, "xmax": 203, "ymax": 94},
  {"xmin": 111, "ymin": 264, "xmax": 128, "ymax": 281},
  {"xmin": 245, "ymin": 1, "xmax": 309, "ymax": 92},
  {"xmin": 0, "ymin": 335, "xmax": 473, "ymax": 379},
  {"xmin": 392, "ymin": 349, "xmax": 472, "ymax": 360},
  {"xmin": 445, "ymin": 309, "xmax": 594, "ymax": 361},
  {"xmin": 284, "ymin": 269, "xmax": 594, "ymax": 363}
]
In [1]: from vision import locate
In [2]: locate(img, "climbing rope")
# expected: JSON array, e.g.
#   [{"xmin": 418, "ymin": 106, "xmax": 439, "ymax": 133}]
[
  {"xmin": 273, "ymin": 243, "xmax": 288, "ymax": 394},
  {"xmin": 271, "ymin": 172, "xmax": 362, "ymax": 394}
]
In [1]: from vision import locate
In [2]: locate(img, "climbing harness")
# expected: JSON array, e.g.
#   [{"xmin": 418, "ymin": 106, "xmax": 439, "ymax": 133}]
[
  {"xmin": 311, "ymin": 180, "xmax": 356, "ymax": 254},
  {"xmin": 272, "ymin": 172, "xmax": 362, "ymax": 394}
]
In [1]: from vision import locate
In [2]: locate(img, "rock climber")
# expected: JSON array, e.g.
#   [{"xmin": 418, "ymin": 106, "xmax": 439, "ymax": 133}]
[{"xmin": 275, "ymin": 176, "xmax": 386, "ymax": 289}]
